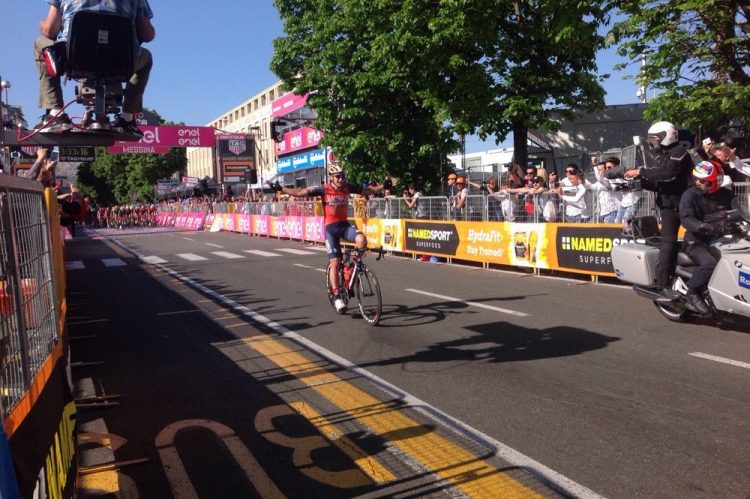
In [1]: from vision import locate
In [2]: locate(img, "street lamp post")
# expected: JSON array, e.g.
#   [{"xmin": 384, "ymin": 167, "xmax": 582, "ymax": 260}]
[{"xmin": 0, "ymin": 78, "xmax": 10, "ymax": 126}]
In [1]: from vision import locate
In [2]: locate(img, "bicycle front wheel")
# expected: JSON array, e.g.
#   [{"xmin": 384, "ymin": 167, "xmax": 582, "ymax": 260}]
[{"xmin": 355, "ymin": 267, "xmax": 382, "ymax": 325}]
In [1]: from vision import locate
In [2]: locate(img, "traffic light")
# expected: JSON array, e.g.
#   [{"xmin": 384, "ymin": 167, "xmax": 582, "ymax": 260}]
[
  {"xmin": 270, "ymin": 119, "xmax": 284, "ymax": 142},
  {"xmin": 244, "ymin": 169, "xmax": 257, "ymax": 184}
]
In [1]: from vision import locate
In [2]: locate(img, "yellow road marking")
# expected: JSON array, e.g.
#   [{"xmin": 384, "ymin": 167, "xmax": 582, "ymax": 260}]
[
  {"xmin": 246, "ymin": 337, "xmax": 541, "ymax": 498},
  {"xmin": 289, "ymin": 401, "xmax": 396, "ymax": 484}
]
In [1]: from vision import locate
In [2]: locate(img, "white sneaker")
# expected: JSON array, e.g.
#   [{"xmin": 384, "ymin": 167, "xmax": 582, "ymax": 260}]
[{"xmin": 334, "ymin": 297, "xmax": 346, "ymax": 312}]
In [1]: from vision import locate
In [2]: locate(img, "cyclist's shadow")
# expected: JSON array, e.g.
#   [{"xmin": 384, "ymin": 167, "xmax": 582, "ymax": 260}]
[{"xmin": 366, "ymin": 295, "xmax": 536, "ymax": 327}]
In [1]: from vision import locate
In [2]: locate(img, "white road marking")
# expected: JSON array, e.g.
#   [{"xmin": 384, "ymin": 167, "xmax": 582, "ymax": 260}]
[
  {"xmin": 114, "ymin": 237, "xmax": 600, "ymax": 499},
  {"xmin": 689, "ymin": 352, "xmax": 750, "ymax": 370},
  {"xmin": 405, "ymin": 288, "xmax": 529, "ymax": 317},
  {"xmin": 293, "ymin": 264, "xmax": 316, "ymax": 270},
  {"xmin": 211, "ymin": 251, "xmax": 245, "ymax": 260},
  {"xmin": 176, "ymin": 253, "xmax": 208, "ymax": 262},
  {"xmin": 66, "ymin": 261, "xmax": 85, "ymax": 270},
  {"xmin": 102, "ymin": 258, "xmax": 127, "ymax": 267},
  {"xmin": 157, "ymin": 310, "xmax": 200, "ymax": 316},
  {"xmin": 294, "ymin": 263, "xmax": 330, "ymax": 273},
  {"xmin": 243, "ymin": 250, "xmax": 280, "ymax": 257},
  {"xmin": 141, "ymin": 255, "xmax": 168, "ymax": 264},
  {"xmin": 205, "ymin": 243, "xmax": 224, "ymax": 248},
  {"xmin": 307, "ymin": 246, "xmax": 328, "ymax": 252},
  {"xmin": 182, "ymin": 237, "xmax": 195, "ymax": 241},
  {"xmin": 275, "ymin": 248, "xmax": 316, "ymax": 255}
]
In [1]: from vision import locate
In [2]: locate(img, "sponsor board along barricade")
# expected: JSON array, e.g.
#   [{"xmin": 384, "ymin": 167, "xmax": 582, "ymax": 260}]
[{"xmin": 193, "ymin": 214, "xmax": 627, "ymax": 277}]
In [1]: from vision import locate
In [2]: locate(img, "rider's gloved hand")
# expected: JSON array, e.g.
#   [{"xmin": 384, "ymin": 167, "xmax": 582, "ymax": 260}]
[{"xmin": 698, "ymin": 222, "xmax": 717, "ymax": 235}]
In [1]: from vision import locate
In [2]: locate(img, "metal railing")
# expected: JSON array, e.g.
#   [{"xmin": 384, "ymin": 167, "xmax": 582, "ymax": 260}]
[
  {"xmin": 0, "ymin": 176, "xmax": 60, "ymax": 419},
  {"xmin": 154, "ymin": 182, "xmax": 750, "ymax": 226}
]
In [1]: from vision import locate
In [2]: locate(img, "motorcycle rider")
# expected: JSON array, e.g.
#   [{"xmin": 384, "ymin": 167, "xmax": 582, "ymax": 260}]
[
  {"xmin": 624, "ymin": 121, "xmax": 693, "ymax": 299},
  {"xmin": 678, "ymin": 160, "xmax": 735, "ymax": 315}
]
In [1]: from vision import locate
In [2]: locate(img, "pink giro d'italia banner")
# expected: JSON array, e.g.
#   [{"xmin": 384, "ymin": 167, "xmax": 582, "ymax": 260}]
[
  {"xmin": 271, "ymin": 92, "xmax": 308, "ymax": 118},
  {"xmin": 109, "ymin": 125, "xmax": 216, "ymax": 154},
  {"xmin": 287, "ymin": 217, "xmax": 305, "ymax": 240},
  {"xmin": 304, "ymin": 217, "xmax": 324, "ymax": 242},
  {"xmin": 253, "ymin": 215, "xmax": 270, "ymax": 236},
  {"xmin": 237, "ymin": 214, "xmax": 252, "ymax": 234},
  {"xmin": 274, "ymin": 126, "xmax": 324, "ymax": 156},
  {"xmin": 271, "ymin": 216, "xmax": 287, "ymax": 238}
]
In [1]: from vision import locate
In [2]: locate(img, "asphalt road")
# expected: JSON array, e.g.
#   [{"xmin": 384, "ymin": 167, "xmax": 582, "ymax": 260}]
[{"xmin": 67, "ymin": 227, "xmax": 750, "ymax": 498}]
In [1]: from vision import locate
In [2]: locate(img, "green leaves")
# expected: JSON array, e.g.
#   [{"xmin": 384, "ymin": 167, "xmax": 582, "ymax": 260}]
[
  {"xmin": 272, "ymin": 0, "xmax": 607, "ymax": 186},
  {"xmin": 76, "ymin": 114, "xmax": 187, "ymax": 205},
  {"xmin": 610, "ymin": 0, "xmax": 750, "ymax": 130}
]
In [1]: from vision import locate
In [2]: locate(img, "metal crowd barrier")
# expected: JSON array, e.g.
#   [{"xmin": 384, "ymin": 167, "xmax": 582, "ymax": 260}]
[
  {"xmin": 155, "ymin": 182, "xmax": 750, "ymax": 225},
  {"xmin": 0, "ymin": 176, "xmax": 60, "ymax": 419}
]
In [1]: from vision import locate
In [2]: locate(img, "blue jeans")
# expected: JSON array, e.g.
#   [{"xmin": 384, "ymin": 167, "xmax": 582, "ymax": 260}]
[{"xmin": 600, "ymin": 211, "xmax": 617, "ymax": 223}]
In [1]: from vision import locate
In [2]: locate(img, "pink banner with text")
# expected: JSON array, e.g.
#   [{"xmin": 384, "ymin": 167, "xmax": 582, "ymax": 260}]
[
  {"xmin": 271, "ymin": 93, "xmax": 308, "ymax": 118},
  {"xmin": 274, "ymin": 127, "xmax": 324, "ymax": 156}
]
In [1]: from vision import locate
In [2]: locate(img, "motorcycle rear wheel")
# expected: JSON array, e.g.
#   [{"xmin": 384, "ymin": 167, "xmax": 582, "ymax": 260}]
[{"xmin": 654, "ymin": 300, "xmax": 688, "ymax": 322}]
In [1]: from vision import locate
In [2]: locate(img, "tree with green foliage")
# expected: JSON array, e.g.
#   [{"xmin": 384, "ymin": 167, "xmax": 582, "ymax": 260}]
[
  {"xmin": 272, "ymin": 1, "xmax": 497, "ymax": 192},
  {"xmin": 482, "ymin": 0, "xmax": 608, "ymax": 169},
  {"xmin": 77, "ymin": 147, "xmax": 186, "ymax": 205},
  {"xmin": 609, "ymin": 0, "xmax": 750, "ymax": 133},
  {"xmin": 75, "ymin": 109, "xmax": 187, "ymax": 204},
  {"xmin": 271, "ymin": 0, "xmax": 607, "ymax": 186}
]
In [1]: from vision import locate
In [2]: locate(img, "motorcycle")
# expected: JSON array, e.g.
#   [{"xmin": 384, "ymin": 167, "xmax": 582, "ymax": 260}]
[{"xmin": 611, "ymin": 199, "xmax": 750, "ymax": 323}]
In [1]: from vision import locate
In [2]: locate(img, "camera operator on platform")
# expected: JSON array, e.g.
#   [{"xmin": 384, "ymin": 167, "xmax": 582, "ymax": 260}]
[{"xmin": 623, "ymin": 121, "xmax": 693, "ymax": 299}]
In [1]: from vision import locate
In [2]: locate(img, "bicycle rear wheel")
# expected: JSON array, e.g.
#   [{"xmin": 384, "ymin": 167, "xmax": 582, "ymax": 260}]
[{"xmin": 355, "ymin": 267, "xmax": 382, "ymax": 325}]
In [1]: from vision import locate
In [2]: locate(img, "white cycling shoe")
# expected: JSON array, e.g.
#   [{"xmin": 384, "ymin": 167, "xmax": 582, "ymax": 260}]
[{"xmin": 334, "ymin": 297, "xmax": 346, "ymax": 312}]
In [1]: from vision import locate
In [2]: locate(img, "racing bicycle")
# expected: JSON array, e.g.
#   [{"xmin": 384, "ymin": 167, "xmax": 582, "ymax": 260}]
[{"xmin": 326, "ymin": 246, "xmax": 383, "ymax": 325}]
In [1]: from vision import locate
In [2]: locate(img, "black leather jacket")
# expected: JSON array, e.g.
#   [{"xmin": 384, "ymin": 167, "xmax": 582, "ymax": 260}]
[{"xmin": 639, "ymin": 143, "xmax": 693, "ymax": 209}]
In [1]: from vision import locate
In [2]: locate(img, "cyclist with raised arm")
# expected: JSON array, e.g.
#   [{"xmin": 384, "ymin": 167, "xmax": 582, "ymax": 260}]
[{"xmin": 269, "ymin": 162, "xmax": 384, "ymax": 312}]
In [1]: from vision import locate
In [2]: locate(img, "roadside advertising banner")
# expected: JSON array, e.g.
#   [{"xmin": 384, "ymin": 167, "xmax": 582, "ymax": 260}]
[
  {"xmin": 404, "ymin": 221, "xmax": 460, "ymax": 256},
  {"xmin": 253, "ymin": 215, "xmax": 270, "ymax": 236},
  {"xmin": 210, "ymin": 214, "xmax": 222, "ymax": 232},
  {"xmin": 304, "ymin": 217, "xmax": 324, "ymax": 242},
  {"xmin": 237, "ymin": 214, "xmax": 251, "ymax": 234},
  {"xmin": 175, "ymin": 213, "xmax": 188, "ymax": 228},
  {"xmin": 6, "ymin": 346, "xmax": 77, "ymax": 499},
  {"xmin": 204, "ymin": 213, "xmax": 215, "ymax": 229},
  {"xmin": 551, "ymin": 224, "xmax": 625, "ymax": 276},
  {"xmin": 271, "ymin": 216, "xmax": 288, "ymax": 238},
  {"xmin": 381, "ymin": 219, "xmax": 404, "ymax": 252},
  {"xmin": 224, "ymin": 213, "xmax": 237, "ymax": 233},
  {"xmin": 286, "ymin": 216, "xmax": 305, "ymax": 240},
  {"xmin": 359, "ymin": 218, "xmax": 383, "ymax": 249}
]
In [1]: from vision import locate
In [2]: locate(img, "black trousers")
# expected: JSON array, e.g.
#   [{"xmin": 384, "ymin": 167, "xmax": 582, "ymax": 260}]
[
  {"xmin": 657, "ymin": 207, "xmax": 681, "ymax": 289},
  {"xmin": 685, "ymin": 243, "xmax": 719, "ymax": 293}
]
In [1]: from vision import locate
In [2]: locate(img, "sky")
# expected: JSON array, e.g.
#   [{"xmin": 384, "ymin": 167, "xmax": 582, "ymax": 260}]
[{"xmin": 1, "ymin": 2, "xmax": 642, "ymax": 153}]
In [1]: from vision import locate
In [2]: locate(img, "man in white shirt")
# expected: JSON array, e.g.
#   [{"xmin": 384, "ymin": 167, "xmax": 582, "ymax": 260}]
[{"xmin": 556, "ymin": 164, "xmax": 587, "ymax": 222}]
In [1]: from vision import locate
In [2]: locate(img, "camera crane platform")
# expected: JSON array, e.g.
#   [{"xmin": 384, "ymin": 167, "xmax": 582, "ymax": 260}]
[{"xmin": 1, "ymin": 126, "xmax": 142, "ymax": 147}]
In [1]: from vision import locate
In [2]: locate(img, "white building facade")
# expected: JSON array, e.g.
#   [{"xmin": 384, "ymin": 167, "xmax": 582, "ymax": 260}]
[{"xmin": 186, "ymin": 81, "xmax": 285, "ymax": 186}]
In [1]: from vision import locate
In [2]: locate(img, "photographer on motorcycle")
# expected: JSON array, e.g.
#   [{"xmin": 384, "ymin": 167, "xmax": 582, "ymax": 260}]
[
  {"xmin": 624, "ymin": 121, "xmax": 693, "ymax": 299},
  {"xmin": 678, "ymin": 160, "xmax": 735, "ymax": 315}
]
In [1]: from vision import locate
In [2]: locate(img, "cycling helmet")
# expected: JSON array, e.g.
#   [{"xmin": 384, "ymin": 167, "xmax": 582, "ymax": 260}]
[
  {"xmin": 647, "ymin": 121, "xmax": 679, "ymax": 148},
  {"xmin": 693, "ymin": 160, "xmax": 724, "ymax": 194},
  {"xmin": 327, "ymin": 162, "xmax": 344, "ymax": 176}
]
